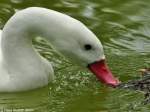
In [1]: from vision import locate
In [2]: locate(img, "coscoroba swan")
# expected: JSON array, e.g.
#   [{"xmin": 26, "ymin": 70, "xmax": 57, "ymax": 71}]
[{"xmin": 0, "ymin": 7, "xmax": 119, "ymax": 92}]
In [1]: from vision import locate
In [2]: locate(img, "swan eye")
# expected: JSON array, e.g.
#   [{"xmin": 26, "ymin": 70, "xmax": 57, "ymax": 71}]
[{"xmin": 84, "ymin": 44, "xmax": 92, "ymax": 50}]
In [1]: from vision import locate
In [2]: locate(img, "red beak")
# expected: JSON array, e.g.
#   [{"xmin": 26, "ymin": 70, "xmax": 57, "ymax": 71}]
[{"xmin": 88, "ymin": 60, "xmax": 120, "ymax": 87}]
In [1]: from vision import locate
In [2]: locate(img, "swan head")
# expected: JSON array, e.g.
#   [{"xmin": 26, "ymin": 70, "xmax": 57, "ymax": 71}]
[{"xmin": 49, "ymin": 19, "xmax": 120, "ymax": 87}]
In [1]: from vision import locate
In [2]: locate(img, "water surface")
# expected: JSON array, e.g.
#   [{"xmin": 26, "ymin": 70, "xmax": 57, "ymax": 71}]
[{"xmin": 0, "ymin": 0, "xmax": 150, "ymax": 112}]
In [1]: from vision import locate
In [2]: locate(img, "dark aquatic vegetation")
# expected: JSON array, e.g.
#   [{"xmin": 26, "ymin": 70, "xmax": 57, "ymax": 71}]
[{"xmin": 117, "ymin": 68, "xmax": 150, "ymax": 104}]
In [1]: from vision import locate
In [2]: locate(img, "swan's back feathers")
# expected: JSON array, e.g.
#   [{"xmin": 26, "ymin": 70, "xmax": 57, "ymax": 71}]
[
  {"xmin": 0, "ymin": 30, "xmax": 1, "ymax": 45},
  {"xmin": 0, "ymin": 30, "xmax": 2, "ymax": 62}
]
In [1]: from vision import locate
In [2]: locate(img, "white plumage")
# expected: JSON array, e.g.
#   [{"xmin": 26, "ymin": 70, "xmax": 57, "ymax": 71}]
[{"xmin": 0, "ymin": 7, "xmax": 104, "ymax": 92}]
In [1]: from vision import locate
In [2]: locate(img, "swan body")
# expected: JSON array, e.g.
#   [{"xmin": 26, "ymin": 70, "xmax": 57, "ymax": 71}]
[
  {"xmin": 0, "ymin": 29, "xmax": 54, "ymax": 92},
  {"xmin": 0, "ymin": 7, "xmax": 118, "ymax": 92}
]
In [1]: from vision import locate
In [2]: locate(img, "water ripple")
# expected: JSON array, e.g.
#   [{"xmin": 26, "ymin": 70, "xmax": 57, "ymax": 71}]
[{"xmin": 0, "ymin": 0, "xmax": 149, "ymax": 112}]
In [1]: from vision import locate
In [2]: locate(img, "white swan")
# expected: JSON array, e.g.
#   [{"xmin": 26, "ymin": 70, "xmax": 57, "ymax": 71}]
[{"xmin": 0, "ymin": 7, "xmax": 119, "ymax": 92}]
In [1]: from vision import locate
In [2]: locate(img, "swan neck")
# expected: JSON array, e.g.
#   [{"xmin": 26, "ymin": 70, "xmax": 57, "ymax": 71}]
[{"xmin": 1, "ymin": 8, "xmax": 65, "ymax": 68}]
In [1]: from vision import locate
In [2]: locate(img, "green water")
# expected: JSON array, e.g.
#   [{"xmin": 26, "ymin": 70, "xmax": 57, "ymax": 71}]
[{"xmin": 0, "ymin": 0, "xmax": 150, "ymax": 112}]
